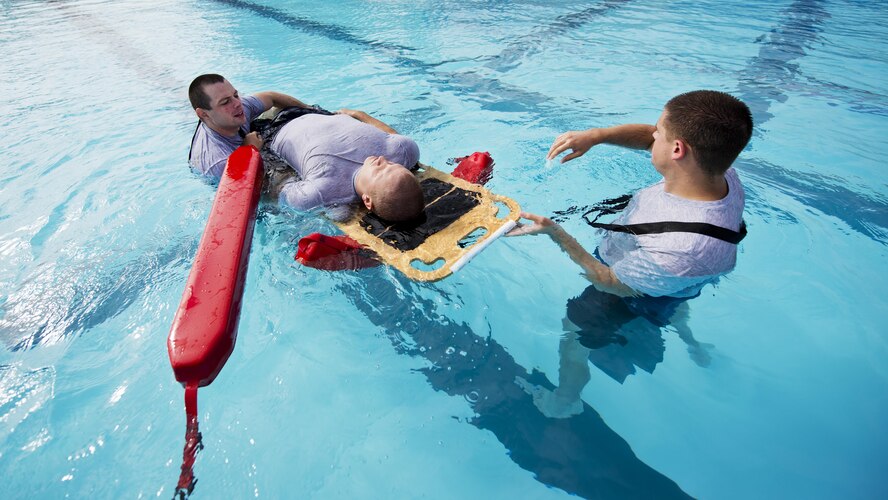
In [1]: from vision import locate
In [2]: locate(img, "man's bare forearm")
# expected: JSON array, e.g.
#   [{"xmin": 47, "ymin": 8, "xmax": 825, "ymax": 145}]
[
  {"xmin": 548, "ymin": 226, "xmax": 636, "ymax": 297},
  {"xmin": 342, "ymin": 109, "xmax": 397, "ymax": 134},
  {"xmin": 595, "ymin": 124, "xmax": 656, "ymax": 150},
  {"xmin": 548, "ymin": 124, "xmax": 657, "ymax": 162},
  {"xmin": 256, "ymin": 91, "xmax": 310, "ymax": 110}
]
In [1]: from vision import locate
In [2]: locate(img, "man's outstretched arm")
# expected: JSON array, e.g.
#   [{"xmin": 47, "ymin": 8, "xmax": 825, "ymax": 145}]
[
  {"xmin": 548, "ymin": 124, "xmax": 657, "ymax": 163},
  {"xmin": 508, "ymin": 212, "xmax": 638, "ymax": 297}
]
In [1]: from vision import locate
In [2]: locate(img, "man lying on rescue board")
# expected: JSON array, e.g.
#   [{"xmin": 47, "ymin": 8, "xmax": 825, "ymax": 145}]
[{"xmin": 188, "ymin": 73, "xmax": 423, "ymax": 222}]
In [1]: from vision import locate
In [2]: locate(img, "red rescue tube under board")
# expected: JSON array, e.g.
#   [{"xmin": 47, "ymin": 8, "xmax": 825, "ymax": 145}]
[{"xmin": 167, "ymin": 146, "xmax": 264, "ymax": 387}]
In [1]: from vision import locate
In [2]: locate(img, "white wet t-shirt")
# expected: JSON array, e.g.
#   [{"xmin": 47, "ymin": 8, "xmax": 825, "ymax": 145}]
[{"xmin": 598, "ymin": 168, "xmax": 746, "ymax": 298}]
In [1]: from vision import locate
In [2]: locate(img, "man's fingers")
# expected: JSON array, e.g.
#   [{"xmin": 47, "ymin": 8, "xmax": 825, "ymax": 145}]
[
  {"xmin": 549, "ymin": 132, "xmax": 583, "ymax": 160},
  {"xmin": 243, "ymin": 131, "xmax": 264, "ymax": 149},
  {"xmin": 507, "ymin": 225, "xmax": 540, "ymax": 237},
  {"xmin": 506, "ymin": 224, "xmax": 528, "ymax": 237},
  {"xmin": 547, "ymin": 141, "xmax": 569, "ymax": 160},
  {"xmin": 562, "ymin": 150, "xmax": 583, "ymax": 163}
]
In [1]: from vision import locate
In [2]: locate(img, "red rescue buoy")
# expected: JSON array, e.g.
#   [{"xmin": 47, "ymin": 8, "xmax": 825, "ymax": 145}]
[
  {"xmin": 295, "ymin": 232, "xmax": 380, "ymax": 270},
  {"xmin": 451, "ymin": 151, "xmax": 494, "ymax": 186},
  {"xmin": 168, "ymin": 145, "xmax": 263, "ymax": 496},
  {"xmin": 167, "ymin": 145, "xmax": 264, "ymax": 387}
]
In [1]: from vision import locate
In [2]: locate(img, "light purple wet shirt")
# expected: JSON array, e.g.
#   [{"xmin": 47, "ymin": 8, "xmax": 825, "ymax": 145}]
[
  {"xmin": 598, "ymin": 168, "xmax": 746, "ymax": 297},
  {"xmin": 269, "ymin": 113, "xmax": 419, "ymax": 214}
]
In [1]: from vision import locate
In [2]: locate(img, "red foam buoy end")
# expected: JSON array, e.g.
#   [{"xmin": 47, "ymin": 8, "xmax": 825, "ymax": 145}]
[
  {"xmin": 295, "ymin": 233, "xmax": 381, "ymax": 271},
  {"xmin": 451, "ymin": 151, "xmax": 494, "ymax": 185}
]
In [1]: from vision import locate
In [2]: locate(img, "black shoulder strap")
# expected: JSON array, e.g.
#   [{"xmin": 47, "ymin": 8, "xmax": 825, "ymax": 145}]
[
  {"xmin": 580, "ymin": 193, "xmax": 747, "ymax": 244},
  {"xmin": 588, "ymin": 220, "xmax": 747, "ymax": 244},
  {"xmin": 187, "ymin": 121, "xmax": 201, "ymax": 162},
  {"xmin": 250, "ymin": 105, "xmax": 334, "ymax": 144},
  {"xmin": 187, "ymin": 105, "xmax": 333, "ymax": 163}
]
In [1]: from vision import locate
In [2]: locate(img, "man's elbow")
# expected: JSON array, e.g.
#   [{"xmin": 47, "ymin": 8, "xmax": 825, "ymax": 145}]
[{"xmin": 587, "ymin": 268, "xmax": 637, "ymax": 297}]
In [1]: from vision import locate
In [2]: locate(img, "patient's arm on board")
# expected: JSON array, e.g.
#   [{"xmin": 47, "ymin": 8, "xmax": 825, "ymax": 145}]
[
  {"xmin": 337, "ymin": 108, "xmax": 398, "ymax": 135},
  {"xmin": 254, "ymin": 91, "xmax": 311, "ymax": 111},
  {"xmin": 507, "ymin": 212, "xmax": 638, "ymax": 298}
]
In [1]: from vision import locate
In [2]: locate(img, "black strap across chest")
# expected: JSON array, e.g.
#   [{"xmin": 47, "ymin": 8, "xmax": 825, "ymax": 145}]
[
  {"xmin": 556, "ymin": 194, "xmax": 747, "ymax": 245},
  {"xmin": 187, "ymin": 105, "xmax": 333, "ymax": 163}
]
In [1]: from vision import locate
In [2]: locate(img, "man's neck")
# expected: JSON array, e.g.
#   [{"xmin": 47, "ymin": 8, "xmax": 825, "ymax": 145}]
[
  {"xmin": 352, "ymin": 165, "xmax": 368, "ymax": 197},
  {"xmin": 205, "ymin": 121, "xmax": 240, "ymax": 138},
  {"xmin": 662, "ymin": 165, "xmax": 729, "ymax": 201}
]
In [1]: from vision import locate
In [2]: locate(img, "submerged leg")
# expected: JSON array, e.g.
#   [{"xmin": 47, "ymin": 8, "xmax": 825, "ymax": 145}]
[{"xmin": 670, "ymin": 302, "xmax": 714, "ymax": 367}]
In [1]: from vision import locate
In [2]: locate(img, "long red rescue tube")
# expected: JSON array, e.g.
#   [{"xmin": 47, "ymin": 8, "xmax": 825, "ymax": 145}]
[
  {"xmin": 168, "ymin": 146, "xmax": 263, "ymax": 495},
  {"xmin": 168, "ymin": 145, "xmax": 264, "ymax": 386}
]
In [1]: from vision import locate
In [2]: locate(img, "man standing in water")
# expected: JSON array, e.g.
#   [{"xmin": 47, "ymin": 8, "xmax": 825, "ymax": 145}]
[{"xmin": 510, "ymin": 90, "xmax": 752, "ymax": 416}]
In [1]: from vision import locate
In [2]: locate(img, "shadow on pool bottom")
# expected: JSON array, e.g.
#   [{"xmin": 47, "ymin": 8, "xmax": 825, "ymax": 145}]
[{"xmin": 337, "ymin": 274, "xmax": 690, "ymax": 500}]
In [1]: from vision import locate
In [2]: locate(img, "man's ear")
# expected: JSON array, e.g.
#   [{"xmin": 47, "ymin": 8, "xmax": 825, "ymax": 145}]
[
  {"xmin": 672, "ymin": 139, "xmax": 689, "ymax": 160},
  {"xmin": 195, "ymin": 108, "xmax": 209, "ymax": 122},
  {"xmin": 362, "ymin": 193, "xmax": 373, "ymax": 211}
]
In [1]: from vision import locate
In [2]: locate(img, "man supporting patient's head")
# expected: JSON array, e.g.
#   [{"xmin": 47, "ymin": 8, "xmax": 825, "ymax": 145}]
[
  {"xmin": 355, "ymin": 155, "xmax": 424, "ymax": 222},
  {"xmin": 663, "ymin": 90, "xmax": 753, "ymax": 176}
]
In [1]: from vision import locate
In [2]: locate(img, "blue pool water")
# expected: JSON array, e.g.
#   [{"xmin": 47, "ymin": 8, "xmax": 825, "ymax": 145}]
[{"xmin": 1, "ymin": 0, "xmax": 886, "ymax": 498}]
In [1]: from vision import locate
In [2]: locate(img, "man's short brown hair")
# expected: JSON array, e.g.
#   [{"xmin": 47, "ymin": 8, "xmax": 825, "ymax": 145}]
[
  {"xmin": 664, "ymin": 90, "xmax": 753, "ymax": 176},
  {"xmin": 372, "ymin": 172, "xmax": 424, "ymax": 222},
  {"xmin": 188, "ymin": 74, "xmax": 226, "ymax": 110}
]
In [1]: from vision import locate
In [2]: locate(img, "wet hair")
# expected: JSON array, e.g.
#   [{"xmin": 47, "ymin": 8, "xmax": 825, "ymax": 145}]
[
  {"xmin": 372, "ymin": 171, "xmax": 425, "ymax": 222},
  {"xmin": 188, "ymin": 74, "xmax": 226, "ymax": 110},
  {"xmin": 664, "ymin": 90, "xmax": 753, "ymax": 176}
]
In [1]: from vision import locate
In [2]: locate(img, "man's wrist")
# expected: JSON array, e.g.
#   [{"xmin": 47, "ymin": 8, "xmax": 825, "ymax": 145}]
[
  {"xmin": 586, "ymin": 127, "xmax": 606, "ymax": 145},
  {"xmin": 547, "ymin": 224, "xmax": 567, "ymax": 239}
]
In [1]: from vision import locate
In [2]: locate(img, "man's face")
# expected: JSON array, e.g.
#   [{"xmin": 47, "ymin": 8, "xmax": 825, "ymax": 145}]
[
  {"xmin": 199, "ymin": 80, "xmax": 246, "ymax": 134},
  {"xmin": 362, "ymin": 155, "xmax": 409, "ymax": 190},
  {"xmin": 650, "ymin": 110, "xmax": 673, "ymax": 174}
]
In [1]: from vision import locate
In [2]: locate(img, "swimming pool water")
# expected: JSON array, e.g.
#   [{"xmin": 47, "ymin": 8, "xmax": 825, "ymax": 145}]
[{"xmin": 1, "ymin": 0, "xmax": 886, "ymax": 498}]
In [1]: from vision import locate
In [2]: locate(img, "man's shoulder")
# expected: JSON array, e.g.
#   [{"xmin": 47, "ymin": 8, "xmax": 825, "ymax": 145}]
[
  {"xmin": 189, "ymin": 123, "xmax": 211, "ymax": 168},
  {"xmin": 242, "ymin": 94, "xmax": 266, "ymax": 121},
  {"xmin": 189, "ymin": 123, "xmax": 233, "ymax": 176},
  {"xmin": 725, "ymin": 167, "xmax": 745, "ymax": 201},
  {"xmin": 634, "ymin": 175, "xmax": 744, "ymax": 224}
]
